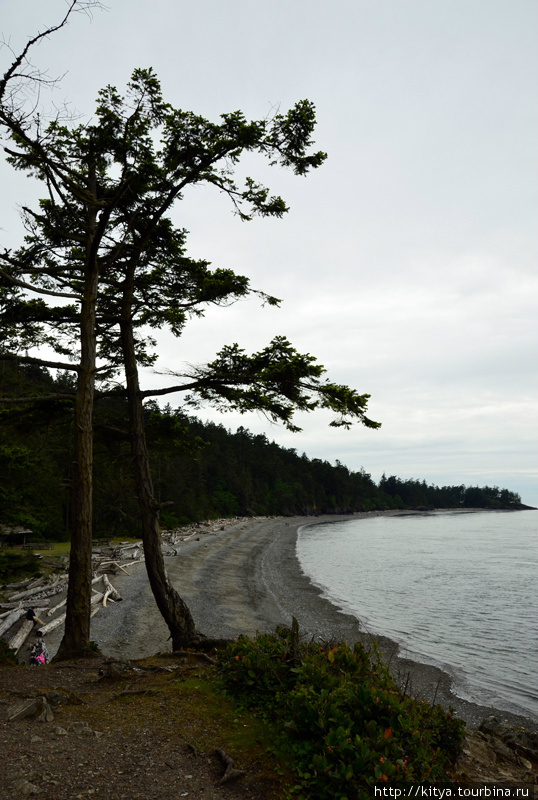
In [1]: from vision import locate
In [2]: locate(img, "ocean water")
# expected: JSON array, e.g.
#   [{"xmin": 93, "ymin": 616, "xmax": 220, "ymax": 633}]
[{"xmin": 296, "ymin": 510, "xmax": 538, "ymax": 722}]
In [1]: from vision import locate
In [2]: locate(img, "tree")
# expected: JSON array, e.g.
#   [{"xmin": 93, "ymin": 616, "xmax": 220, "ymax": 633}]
[{"xmin": 1, "ymin": 7, "xmax": 380, "ymax": 656}]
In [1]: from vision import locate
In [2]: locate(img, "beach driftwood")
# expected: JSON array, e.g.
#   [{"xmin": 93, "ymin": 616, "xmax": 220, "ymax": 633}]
[
  {"xmin": 37, "ymin": 592, "xmax": 104, "ymax": 636},
  {"xmin": 0, "ymin": 606, "xmax": 26, "ymax": 638},
  {"xmin": 8, "ymin": 619, "xmax": 33, "ymax": 653},
  {"xmin": 7, "ymin": 575, "xmax": 62, "ymax": 602},
  {"xmin": 6, "ymin": 606, "xmax": 48, "ymax": 652},
  {"xmin": 102, "ymin": 574, "xmax": 121, "ymax": 607}
]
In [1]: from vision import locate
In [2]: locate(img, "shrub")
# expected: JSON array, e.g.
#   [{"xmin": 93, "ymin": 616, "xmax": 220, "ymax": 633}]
[
  {"xmin": 219, "ymin": 628, "xmax": 465, "ymax": 799},
  {"xmin": 0, "ymin": 637, "xmax": 19, "ymax": 665},
  {"xmin": 0, "ymin": 551, "xmax": 42, "ymax": 582}
]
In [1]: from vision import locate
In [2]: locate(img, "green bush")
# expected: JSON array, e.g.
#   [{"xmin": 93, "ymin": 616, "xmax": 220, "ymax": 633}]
[
  {"xmin": 0, "ymin": 637, "xmax": 19, "ymax": 665},
  {"xmin": 0, "ymin": 551, "xmax": 42, "ymax": 582},
  {"xmin": 218, "ymin": 628, "xmax": 465, "ymax": 799}
]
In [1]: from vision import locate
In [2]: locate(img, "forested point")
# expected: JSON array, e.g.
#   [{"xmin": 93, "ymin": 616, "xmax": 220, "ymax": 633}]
[{"xmin": 0, "ymin": 363, "xmax": 526, "ymax": 542}]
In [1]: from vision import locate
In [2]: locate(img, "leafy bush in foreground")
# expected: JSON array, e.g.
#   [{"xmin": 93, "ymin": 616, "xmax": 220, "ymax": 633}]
[{"xmin": 219, "ymin": 628, "xmax": 465, "ymax": 799}]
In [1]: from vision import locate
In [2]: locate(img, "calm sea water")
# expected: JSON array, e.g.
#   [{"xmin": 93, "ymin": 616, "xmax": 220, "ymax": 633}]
[{"xmin": 297, "ymin": 510, "xmax": 538, "ymax": 722}]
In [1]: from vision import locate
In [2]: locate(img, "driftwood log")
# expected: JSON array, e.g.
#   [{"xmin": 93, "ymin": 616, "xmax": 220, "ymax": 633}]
[
  {"xmin": 2, "ymin": 577, "xmax": 33, "ymax": 591},
  {"xmin": 8, "ymin": 619, "xmax": 33, "ymax": 652},
  {"xmin": 6, "ymin": 606, "xmax": 48, "ymax": 652},
  {"xmin": 0, "ymin": 606, "xmax": 26, "ymax": 638},
  {"xmin": 0, "ymin": 607, "xmax": 19, "ymax": 619},
  {"xmin": 102, "ymin": 574, "xmax": 121, "ymax": 606},
  {"xmin": 8, "ymin": 576, "xmax": 62, "ymax": 602},
  {"xmin": 37, "ymin": 592, "xmax": 104, "ymax": 636}
]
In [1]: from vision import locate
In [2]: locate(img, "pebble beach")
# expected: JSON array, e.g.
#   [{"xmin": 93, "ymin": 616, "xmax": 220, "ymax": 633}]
[{"xmin": 45, "ymin": 513, "xmax": 538, "ymax": 733}]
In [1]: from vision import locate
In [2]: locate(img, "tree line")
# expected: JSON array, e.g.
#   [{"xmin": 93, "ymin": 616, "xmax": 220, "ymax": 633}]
[{"xmin": 0, "ymin": 362, "xmax": 523, "ymax": 543}]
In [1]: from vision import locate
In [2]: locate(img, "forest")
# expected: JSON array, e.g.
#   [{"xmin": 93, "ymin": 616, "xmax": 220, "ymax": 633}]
[{"xmin": 0, "ymin": 361, "xmax": 525, "ymax": 542}]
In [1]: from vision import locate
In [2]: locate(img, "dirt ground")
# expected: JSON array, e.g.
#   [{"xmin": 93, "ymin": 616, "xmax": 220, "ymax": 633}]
[{"xmin": 0, "ymin": 651, "xmax": 286, "ymax": 800}]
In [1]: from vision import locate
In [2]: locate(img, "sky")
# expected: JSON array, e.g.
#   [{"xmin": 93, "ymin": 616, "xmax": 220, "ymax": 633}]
[{"xmin": 1, "ymin": 0, "xmax": 537, "ymax": 506}]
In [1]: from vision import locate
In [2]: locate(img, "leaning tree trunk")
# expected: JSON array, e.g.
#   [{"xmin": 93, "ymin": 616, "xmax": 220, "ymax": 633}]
[{"xmin": 120, "ymin": 318, "xmax": 198, "ymax": 650}]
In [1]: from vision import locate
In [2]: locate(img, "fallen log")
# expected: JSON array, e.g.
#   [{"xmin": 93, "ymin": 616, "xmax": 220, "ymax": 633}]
[
  {"xmin": 37, "ymin": 592, "xmax": 104, "ymax": 636},
  {"xmin": 1, "ymin": 577, "xmax": 33, "ymax": 591},
  {"xmin": 96, "ymin": 560, "xmax": 131, "ymax": 575},
  {"xmin": 47, "ymin": 596, "xmax": 67, "ymax": 617},
  {"xmin": 37, "ymin": 613, "xmax": 66, "ymax": 637},
  {"xmin": 8, "ymin": 619, "xmax": 33, "ymax": 652},
  {"xmin": 0, "ymin": 606, "xmax": 25, "ymax": 638},
  {"xmin": 8, "ymin": 577, "xmax": 64, "ymax": 602},
  {"xmin": 0, "ymin": 599, "xmax": 50, "ymax": 611},
  {"xmin": 102, "ymin": 574, "xmax": 121, "ymax": 607},
  {"xmin": 45, "ymin": 577, "xmax": 98, "ymax": 617},
  {"xmin": 3, "ymin": 605, "xmax": 47, "ymax": 651}
]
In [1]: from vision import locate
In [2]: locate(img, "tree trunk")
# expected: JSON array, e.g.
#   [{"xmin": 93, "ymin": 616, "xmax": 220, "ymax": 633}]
[
  {"xmin": 120, "ymin": 318, "xmax": 198, "ymax": 650},
  {"xmin": 54, "ymin": 202, "xmax": 99, "ymax": 661}
]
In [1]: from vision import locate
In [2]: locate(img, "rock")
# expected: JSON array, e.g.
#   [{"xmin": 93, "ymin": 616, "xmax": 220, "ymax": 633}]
[
  {"xmin": 456, "ymin": 729, "xmax": 537, "ymax": 785},
  {"xmin": 52, "ymin": 726, "xmax": 68, "ymax": 735},
  {"xmin": 37, "ymin": 698, "xmax": 55, "ymax": 723},
  {"xmin": 479, "ymin": 715, "xmax": 538, "ymax": 760},
  {"xmin": 8, "ymin": 696, "xmax": 54, "ymax": 723},
  {"xmin": 8, "ymin": 698, "xmax": 42, "ymax": 722},
  {"xmin": 12, "ymin": 779, "xmax": 39, "ymax": 796},
  {"xmin": 488, "ymin": 736, "xmax": 517, "ymax": 763},
  {"xmin": 30, "ymin": 735, "xmax": 43, "ymax": 743},
  {"xmin": 479, "ymin": 715, "xmax": 503, "ymax": 737},
  {"xmin": 99, "ymin": 658, "xmax": 132, "ymax": 679},
  {"xmin": 44, "ymin": 690, "xmax": 71, "ymax": 706},
  {"xmin": 68, "ymin": 721, "xmax": 94, "ymax": 736}
]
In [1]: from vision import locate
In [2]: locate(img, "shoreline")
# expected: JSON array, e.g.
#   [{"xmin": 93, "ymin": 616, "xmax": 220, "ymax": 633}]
[{"xmin": 80, "ymin": 512, "xmax": 537, "ymax": 732}]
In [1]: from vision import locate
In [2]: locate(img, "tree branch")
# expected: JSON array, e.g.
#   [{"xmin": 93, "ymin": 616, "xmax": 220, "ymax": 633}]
[
  {"xmin": 0, "ymin": 392, "xmax": 75, "ymax": 404},
  {"xmin": 0, "ymin": 351, "xmax": 79, "ymax": 371},
  {"xmin": 0, "ymin": 265, "xmax": 81, "ymax": 300}
]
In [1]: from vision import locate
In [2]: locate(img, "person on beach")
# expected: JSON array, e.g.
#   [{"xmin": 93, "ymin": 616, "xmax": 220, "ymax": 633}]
[
  {"xmin": 30, "ymin": 638, "xmax": 49, "ymax": 665},
  {"xmin": 26, "ymin": 607, "xmax": 45, "ymax": 630}
]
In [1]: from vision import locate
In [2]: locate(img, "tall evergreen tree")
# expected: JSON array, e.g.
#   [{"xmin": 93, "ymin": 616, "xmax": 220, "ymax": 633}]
[{"xmin": 1, "ymin": 5, "xmax": 380, "ymax": 656}]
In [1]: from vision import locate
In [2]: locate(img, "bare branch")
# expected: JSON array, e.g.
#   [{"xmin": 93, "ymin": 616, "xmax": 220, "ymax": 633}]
[{"xmin": 1, "ymin": 3, "xmax": 91, "ymax": 112}]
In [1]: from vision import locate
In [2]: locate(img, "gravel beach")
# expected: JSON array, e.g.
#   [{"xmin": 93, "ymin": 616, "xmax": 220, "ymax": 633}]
[{"xmin": 48, "ymin": 514, "xmax": 537, "ymax": 733}]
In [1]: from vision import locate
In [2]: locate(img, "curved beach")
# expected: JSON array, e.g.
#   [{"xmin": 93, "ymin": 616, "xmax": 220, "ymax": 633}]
[{"xmin": 82, "ymin": 514, "xmax": 537, "ymax": 732}]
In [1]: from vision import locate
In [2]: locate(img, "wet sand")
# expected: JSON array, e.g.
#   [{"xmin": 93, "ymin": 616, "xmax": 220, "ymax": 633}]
[{"xmin": 81, "ymin": 514, "xmax": 537, "ymax": 732}]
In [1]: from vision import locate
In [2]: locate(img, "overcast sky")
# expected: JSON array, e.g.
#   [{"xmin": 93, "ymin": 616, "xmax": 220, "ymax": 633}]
[{"xmin": 1, "ymin": 0, "xmax": 537, "ymax": 505}]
